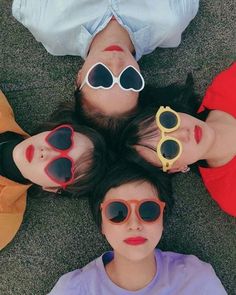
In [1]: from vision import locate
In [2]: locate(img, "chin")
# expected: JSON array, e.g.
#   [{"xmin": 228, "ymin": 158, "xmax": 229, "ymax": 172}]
[{"xmin": 118, "ymin": 247, "xmax": 154, "ymax": 262}]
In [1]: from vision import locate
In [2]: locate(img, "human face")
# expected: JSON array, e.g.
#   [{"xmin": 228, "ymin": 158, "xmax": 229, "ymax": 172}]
[
  {"xmin": 77, "ymin": 45, "xmax": 142, "ymax": 116},
  {"xmin": 136, "ymin": 112, "xmax": 216, "ymax": 172},
  {"xmin": 13, "ymin": 128, "xmax": 93, "ymax": 190},
  {"xmin": 101, "ymin": 181, "xmax": 164, "ymax": 262}
]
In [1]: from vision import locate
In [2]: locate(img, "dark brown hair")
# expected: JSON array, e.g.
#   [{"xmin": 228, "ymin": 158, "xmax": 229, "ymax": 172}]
[
  {"xmin": 32, "ymin": 106, "xmax": 108, "ymax": 197},
  {"xmin": 118, "ymin": 74, "xmax": 208, "ymax": 174}
]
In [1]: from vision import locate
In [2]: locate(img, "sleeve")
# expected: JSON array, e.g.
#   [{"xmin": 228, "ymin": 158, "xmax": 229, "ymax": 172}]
[
  {"xmin": 199, "ymin": 160, "xmax": 236, "ymax": 217},
  {"xmin": 0, "ymin": 90, "xmax": 29, "ymax": 136},
  {"xmin": 12, "ymin": 0, "xmax": 87, "ymax": 56},
  {"xmin": 47, "ymin": 269, "xmax": 83, "ymax": 295},
  {"xmin": 160, "ymin": 0, "xmax": 199, "ymax": 47},
  {"xmin": 12, "ymin": 0, "xmax": 57, "ymax": 51},
  {"xmin": 198, "ymin": 62, "xmax": 236, "ymax": 115},
  {"xmin": 202, "ymin": 265, "xmax": 228, "ymax": 295},
  {"xmin": 12, "ymin": 0, "xmax": 40, "ymax": 27},
  {"xmin": 179, "ymin": 254, "xmax": 228, "ymax": 295},
  {"xmin": 0, "ymin": 90, "xmax": 15, "ymax": 118}
]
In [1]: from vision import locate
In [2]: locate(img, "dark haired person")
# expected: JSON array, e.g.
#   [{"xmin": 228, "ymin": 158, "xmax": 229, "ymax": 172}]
[
  {"xmin": 12, "ymin": 0, "xmax": 199, "ymax": 128},
  {"xmin": 48, "ymin": 163, "xmax": 226, "ymax": 294},
  {"xmin": 120, "ymin": 62, "xmax": 236, "ymax": 217},
  {"xmin": 0, "ymin": 90, "xmax": 106, "ymax": 250}
]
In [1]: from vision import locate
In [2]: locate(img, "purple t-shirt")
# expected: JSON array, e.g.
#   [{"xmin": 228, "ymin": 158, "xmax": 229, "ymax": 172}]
[{"xmin": 48, "ymin": 249, "xmax": 227, "ymax": 295}]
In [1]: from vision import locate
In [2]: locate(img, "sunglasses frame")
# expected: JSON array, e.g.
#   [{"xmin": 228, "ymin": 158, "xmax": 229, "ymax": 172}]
[
  {"xmin": 155, "ymin": 106, "xmax": 183, "ymax": 172},
  {"xmin": 79, "ymin": 62, "xmax": 145, "ymax": 92},
  {"xmin": 100, "ymin": 198, "xmax": 165, "ymax": 225},
  {"xmin": 44, "ymin": 124, "xmax": 75, "ymax": 189}
]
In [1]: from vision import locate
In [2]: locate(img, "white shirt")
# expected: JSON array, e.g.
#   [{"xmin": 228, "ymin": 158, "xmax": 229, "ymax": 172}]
[{"xmin": 12, "ymin": 0, "xmax": 199, "ymax": 60}]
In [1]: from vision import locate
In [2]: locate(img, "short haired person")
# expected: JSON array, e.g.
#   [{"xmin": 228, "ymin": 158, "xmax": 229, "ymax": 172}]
[
  {"xmin": 0, "ymin": 90, "xmax": 106, "ymax": 250},
  {"xmin": 12, "ymin": 0, "xmax": 199, "ymax": 128},
  {"xmin": 120, "ymin": 62, "xmax": 236, "ymax": 216},
  {"xmin": 47, "ymin": 163, "xmax": 226, "ymax": 294}
]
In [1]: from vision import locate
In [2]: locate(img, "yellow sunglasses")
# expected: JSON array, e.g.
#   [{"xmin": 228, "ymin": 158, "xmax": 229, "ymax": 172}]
[{"xmin": 155, "ymin": 106, "xmax": 183, "ymax": 172}]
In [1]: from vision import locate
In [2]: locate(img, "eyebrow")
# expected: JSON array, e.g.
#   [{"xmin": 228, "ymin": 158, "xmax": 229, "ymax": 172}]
[{"xmin": 136, "ymin": 142, "xmax": 156, "ymax": 153}]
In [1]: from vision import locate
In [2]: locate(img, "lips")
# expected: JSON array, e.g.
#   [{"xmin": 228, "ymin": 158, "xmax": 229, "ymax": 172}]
[
  {"xmin": 194, "ymin": 125, "xmax": 202, "ymax": 144},
  {"xmin": 25, "ymin": 144, "xmax": 34, "ymax": 163},
  {"xmin": 124, "ymin": 237, "xmax": 147, "ymax": 246},
  {"xmin": 104, "ymin": 45, "xmax": 124, "ymax": 52}
]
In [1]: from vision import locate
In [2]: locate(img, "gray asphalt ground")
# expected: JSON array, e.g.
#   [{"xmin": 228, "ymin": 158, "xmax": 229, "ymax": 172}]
[{"xmin": 0, "ymin": 1, "xmax": 236, "ymax": 294}]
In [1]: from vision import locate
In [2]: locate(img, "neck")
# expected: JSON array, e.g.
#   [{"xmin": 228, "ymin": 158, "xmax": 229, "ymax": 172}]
[
  {"xmin": 89, "ymin": 19, "xmax": 135, "ymax": 54},
  {"xmin": 105, "ymin": 251, "xmax": 157, "ymax": 291},
  {"xmin": 203, "ymin": 111, "xmax": 236, "ymax": 167}
]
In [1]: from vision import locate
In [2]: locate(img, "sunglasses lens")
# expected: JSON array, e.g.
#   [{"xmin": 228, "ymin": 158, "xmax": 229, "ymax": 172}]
[
  {"xmin": 161, "ymin": 139, "xmax": 180, "ymax": 159},
  {"xmin": 105, "ymin": 202, "xmax": 128, "ymax": 223},
  {"xmin": 47, "ymin": 127, "xmax": 73, "ymax": 150},
  {"xmin": 159, "ymin": 111, "xmax": 178, "ymax": 129},
  {"xmin": 139, "ymin": 201, "xmax": 161, "ymax": 222},
  {"xmin": 120, "ymin": 67, "xmax": 143, "ymax": 90},
  {"xmin": 46, "ymin": 158, "xmax": 73, "ymax": 183},
  {"xmin": 88, "ymin": 64, "xmax": 113, "ymax": 88}
]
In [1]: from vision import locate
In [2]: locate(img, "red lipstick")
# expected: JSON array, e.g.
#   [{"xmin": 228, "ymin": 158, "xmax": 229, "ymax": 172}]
[
  {"xmin": 124, "ymin": 237, "xmax": 147, "ymax": 246},
  {"xmin": 25, "ymin": 144, "xmax": 34, "ymax": 163},
  {"xmin": 194, "ymin": 126, "xmax": 202, "ymax": 144},
  {"xmin": 104, "ymin": 45, "xmax": 124, "ymax": 52}
]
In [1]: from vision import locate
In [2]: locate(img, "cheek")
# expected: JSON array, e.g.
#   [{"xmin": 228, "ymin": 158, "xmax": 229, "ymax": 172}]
[
  {"xmin": 149, "ymin": 223, "xmax": 164, "ymax": 244},
  {"xmin": 180, "ymin": 143, "xmax": 200, "ymax": 164},
  {"xmin": 25, "ymin": 164, "xmax": 51, "ymax": 186},
  {"xmin": 102, "ymin": 222, "xmax": 123, "ymax": 244},
  {"xmin": 30, "ymin": 132, "xmax": 48, "ymax": 144},
  {"xmin": 101, "ymin": 221, "xmax": 114, "ymax": 237}
]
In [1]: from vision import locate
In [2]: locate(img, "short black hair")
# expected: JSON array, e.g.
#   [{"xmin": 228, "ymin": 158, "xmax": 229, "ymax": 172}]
[{"xmin": 89, "ymin": 161, "xmax": 173, "ymax": 230}]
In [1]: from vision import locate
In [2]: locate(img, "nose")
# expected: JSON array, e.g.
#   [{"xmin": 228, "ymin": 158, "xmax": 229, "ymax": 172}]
[
  {"xmin": 126, "ymin": 208, "xmax": 143, "ymax": 231},
  {"xmin": 39, "ymin": 146, "xmax": 58, "ymax": 161},
  {"xmin": 106, "ymin": 55, "xmax": 125, "ymax": 76},
  {"xmin": 170, "ymin": 127, "xmax": 190, "ymax": 143}
]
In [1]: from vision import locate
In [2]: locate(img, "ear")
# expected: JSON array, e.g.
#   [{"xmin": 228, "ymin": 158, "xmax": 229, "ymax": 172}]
[
  {"xmin": 168, "ymin": 165, "xmax": 189, "ymax": 174},
  {"xmin": 42, "ymin": 186, "xmax": 59, "ymax": 193},
  {"xmin": 167, "ymin": 167, "xmax": 182, "ymax": 174},
  {"xmin": 76, "ymin": 69, "xmax": 82, "ymax": 88}
]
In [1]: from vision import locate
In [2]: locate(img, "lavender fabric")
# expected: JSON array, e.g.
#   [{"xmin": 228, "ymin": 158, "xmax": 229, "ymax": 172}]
[{"xmin": 48, "ymin": 249, "xmax": 227, "ymax": 295}]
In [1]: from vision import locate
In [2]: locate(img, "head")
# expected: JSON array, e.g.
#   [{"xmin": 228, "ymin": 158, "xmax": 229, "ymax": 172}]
[
  {"xmin": 75, "ymin": 45, "xmax": 145, "ymax": 129},
  {"xmin": 89, "ymin": 162, "xmax": 173, "ymax": 260},
  {"xmin": 120, "ymin": 75, "xmax": 214, "ymax": 173},
  {"xmin": 121, "ymin": 103, "xmax": 215, "ymax": 173},
  {"xmin": 13, "ymin": 123, "xmax": 107, "ymax": 196}
]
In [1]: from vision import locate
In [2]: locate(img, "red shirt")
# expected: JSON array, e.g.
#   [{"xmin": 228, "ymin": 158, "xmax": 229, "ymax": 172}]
[{"xmin": 198, "ymin": 62, "xmax": 236, "ymax": 217}]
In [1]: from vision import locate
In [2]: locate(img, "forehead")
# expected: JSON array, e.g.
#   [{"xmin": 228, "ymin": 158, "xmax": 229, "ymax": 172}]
[
  {"xmin": 82, "ymin": 86, "xmax": 138, "ymax": 116},
  {"xmin": 31, "ymin": 131, "xmax": 49, "ymax": 140},
  {"xmin": 69, "ymin": 131, "xmax": 93, "ymax": 160},
  {"xmin": 104, "ymin": 181, "xmax": 159, "ymax": 202}
]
